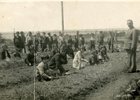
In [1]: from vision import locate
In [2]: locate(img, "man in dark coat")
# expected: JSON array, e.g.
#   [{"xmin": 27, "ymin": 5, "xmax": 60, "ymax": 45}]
[
  {"xmin": 48, "ymin": 49, "xmax": 67, "ymax": 74},
  {"xmin": 79, "ymin": 34, "xmax": 85, "ymax": 48},
  {"xmin": 67, "ymin": 35, "xmax": 73, "ymax": 47},
  {"xmin": 98, "ymin": 31, "xmax": 104, "ymax": 51},
  {"xmin": 47, "ymin": 33, "xmax": 53, "ymax": 51},
  {"xmin": 73, "ymin": 35, "xmax": 79, "ymax": 51},
  {"xmin": 41, "ymin": 32, "xmax": 48, "ymax": 52},
  {"xmin": 1, "ymin": 44, "xmax": 11, "ymax": 61},
  {"xmin": 20, "ymin": 31, "xmax": 26, "ymax": 53},
  {"xmin": 53, "ymin": 34, "xmax": 58, "ymax": 48},
  {"xmin": 14, "ymin": 31, "xmax": 22, "ymax": 51}
]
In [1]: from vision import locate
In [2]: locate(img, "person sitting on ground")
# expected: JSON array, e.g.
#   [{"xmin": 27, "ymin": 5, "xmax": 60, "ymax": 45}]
[
  {"xmin": 25, "ymin": 45, "xmax": 35, "ymax": 66},
  {"xmin": 1, "ymin": 44, "xmax": 11, "ymax": 61},
  {"xmin": 89, "ymin": 49, "xmax": 99, "ymax": 65},
  {"xmin": 13, "ymin": 48, "xmax": 21, "ymax": 58},
  {"xmin": 73, "ymin": 47, "xmax": 89, "ymax": 70},
  {"xmin": 48, "ymin": 49, "xmax": 68, "ymax": 75},
  {"xmin": 36, "ymin": 55, "xmax": 57, "ymax": 82}
]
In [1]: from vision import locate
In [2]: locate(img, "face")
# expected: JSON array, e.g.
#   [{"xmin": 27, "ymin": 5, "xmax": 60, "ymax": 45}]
[{"xmin": 127, "ymin": 20, "xmax": 133, "ymax": 28}]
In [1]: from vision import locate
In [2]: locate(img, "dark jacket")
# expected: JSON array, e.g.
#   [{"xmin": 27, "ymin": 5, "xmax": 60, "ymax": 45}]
[
  {"xmin": 48, "ymin": 53, "xmax": 67, "ymax": 69},
  {"xmin": 14, "ymin": 36, "xmax": 22, "ymax": 48},
  {"xmin": 47, "ymin": 36, "xmax": 53, "ymax": 45},
  {"xmin": 1, "ymin": 50, "xmax": 11, "ymax": 60}
]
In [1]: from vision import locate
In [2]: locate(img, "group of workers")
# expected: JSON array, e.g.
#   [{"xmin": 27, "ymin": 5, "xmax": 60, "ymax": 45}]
[{"xmin": 1, "ymin": 19, "xmax": 139, "ymax": 81}]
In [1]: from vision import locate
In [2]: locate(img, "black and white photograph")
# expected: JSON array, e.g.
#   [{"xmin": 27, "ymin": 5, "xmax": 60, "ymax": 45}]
[{"xmin": 0, "ymin": 0, "xmax": 140, "ymax": 100}]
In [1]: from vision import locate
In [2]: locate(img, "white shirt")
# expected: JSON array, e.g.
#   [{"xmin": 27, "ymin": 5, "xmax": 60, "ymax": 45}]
[
  {"xmin": 73, "ymin": 51, "xmax": 82, "ymax": 63},
  {"xmin": 36, "ymin": 62, "xmax": 45, "ymax": 75},
  {"xmin": 90, "ymin": 36, "xmax": 95, "ymax": 41}
]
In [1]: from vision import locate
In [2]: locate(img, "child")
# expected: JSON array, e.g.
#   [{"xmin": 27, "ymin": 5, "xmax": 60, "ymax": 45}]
[
  {"xmin": 1, "ymin": 44, "xmax": 11, "ymax": 61},
  {"xmin": 25, "ymin": 45, "xmax": 35, "ymax": 66},
  {"xmin": 89, "ymin": 49, "xmax": 99, "ymax": 65}
]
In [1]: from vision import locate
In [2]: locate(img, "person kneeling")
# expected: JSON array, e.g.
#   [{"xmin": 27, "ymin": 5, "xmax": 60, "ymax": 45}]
[
  {"xmin": 73, "ymin": 47, "xmax": 89, "ymax": 70},
  {"xmin": 89, "ymin": 49, "xmax": 99, "ymax": 65},
  {"xmin": 1, "ymin": 44, "xmax": 11, "ymax": 62},
  {"xmin": 25, "ymin": 45, "xmax": 35, "ymax": 66},
  {"xmin": 36, "ymin": 55, "xmax": 55, "ymax": 82}
]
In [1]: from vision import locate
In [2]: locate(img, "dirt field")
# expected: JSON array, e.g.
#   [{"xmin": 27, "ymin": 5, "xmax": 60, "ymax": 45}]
[
  {"xmin": 0, "ymin": 38, "xmax": 140, "ymax": 100},
  {"xmin": 1, "ymin": 47, "xmax": 140, "ymax": 100}
]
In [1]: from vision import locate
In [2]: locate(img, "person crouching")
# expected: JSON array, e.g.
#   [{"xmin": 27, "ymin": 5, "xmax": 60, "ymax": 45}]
[
  {"xmin": 36, "ymin": 55, "xmax": 55, "ymax": 82},
  {"xmin": 100, "ymin": 45, "xmax": 109, "ymax": 62},
  {"xmin": 1, "ymin": 44, "xmax": 11, "ymax": 61},
  {"xmin": 73, "ymin": 47, "xmax": 89, "ymax": 70},
  {"xmin": 25, "ymin": 45, "xmax": 35, "ymax": 66},
  {"xmin": 89, "ymin": 49, "xmax": 99, "ymax": 65}
]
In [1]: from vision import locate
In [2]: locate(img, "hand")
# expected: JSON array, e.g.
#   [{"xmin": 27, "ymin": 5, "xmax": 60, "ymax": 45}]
[{"xmin": 29, "ymin": 63, "xmax": 31, "ymax": 66}]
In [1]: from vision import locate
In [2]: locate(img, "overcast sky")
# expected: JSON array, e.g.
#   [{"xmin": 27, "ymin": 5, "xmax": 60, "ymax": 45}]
[{"xmin": 0, "ymin": 1, "xmax": 140, "ymax": 32}]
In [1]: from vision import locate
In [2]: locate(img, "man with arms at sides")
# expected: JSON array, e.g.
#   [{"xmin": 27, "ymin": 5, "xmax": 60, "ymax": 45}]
[{"xmin": 124, "ymin": 19, "xmax": 139, "ymax": 73}]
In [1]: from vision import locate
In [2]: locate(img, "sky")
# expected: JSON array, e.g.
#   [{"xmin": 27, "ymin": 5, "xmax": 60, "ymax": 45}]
[{"xmin": 0, "ymin": 1, "xmax": 140, "ymax": 32}]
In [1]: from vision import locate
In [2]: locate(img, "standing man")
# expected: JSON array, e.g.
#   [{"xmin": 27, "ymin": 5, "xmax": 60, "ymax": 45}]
[
  {"xmin": 53, "ymin": 34, "xmax": 58, "ymax": 48},
  {"xmin": 26, "ymin": 32, "xmax": 33, "ymax": 51},
  {"xmin": 124, "ymin": 19, "xmax": 139, "ymax": 73},
  {"xmin": 47, "ymin": 33, "xmax": 53, "ymax": 51},
  {"xmin": 98, "ymin": 31, "xmax": 104, "ymax": 51},
  {"xmin": 14, "ymin": 31, "xmax": 22, "ymax": 51},
  {"xmin": 107, "ymin": 31, "xmax": 114, "ymax": 53},
  {"xmin": 41, "ymin": 32, "xmax": 48, "ymax": 52},
  {"xmin": 79, "ymin": 34, "xmax": 85, "ymax": 48},
  {"xmin": 73, "ymin": 35, "xmax": 79, "ymax": 51},
  {"xmin": 90, "ymin": 33, "xmax": 95, "ymax": 50},
  {"xmin": 20, "ymin": 31, "xmax": 26, "ymax": 53},
  {"xmin": 67, "ymin": 35, "xmax": 73, "ymax": 47},
  {"xmin": 58, "ymin": 31, "xmax": 64, "ymax": 50}
]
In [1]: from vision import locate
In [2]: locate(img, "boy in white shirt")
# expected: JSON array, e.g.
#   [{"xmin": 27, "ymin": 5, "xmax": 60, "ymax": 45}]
[{"xmin": 36, "ymin": 55, "xmax": 54, "ymax": 82}]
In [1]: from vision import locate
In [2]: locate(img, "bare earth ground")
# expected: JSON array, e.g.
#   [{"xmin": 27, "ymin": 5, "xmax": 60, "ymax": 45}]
[{"xmin": 0, "ymin": 49, "xmax": 140, "ymax": 100}]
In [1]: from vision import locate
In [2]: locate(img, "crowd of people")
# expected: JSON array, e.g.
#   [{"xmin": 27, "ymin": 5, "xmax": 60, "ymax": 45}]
[{"xmin": 1, "ymin": 19, "xmax": 139, "ymax": 82}]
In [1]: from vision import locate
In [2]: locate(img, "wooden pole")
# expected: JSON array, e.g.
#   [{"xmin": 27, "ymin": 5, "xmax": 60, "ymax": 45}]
[{"xmin": 61, "ymin": 1, "xmax": 64, "ymax": 35}]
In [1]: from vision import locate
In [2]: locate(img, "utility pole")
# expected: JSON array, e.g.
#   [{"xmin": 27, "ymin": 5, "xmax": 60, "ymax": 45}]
[{"xmin": 61, "ymin": 1, "xmax": 64, "ymax": 35}]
